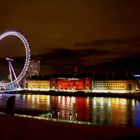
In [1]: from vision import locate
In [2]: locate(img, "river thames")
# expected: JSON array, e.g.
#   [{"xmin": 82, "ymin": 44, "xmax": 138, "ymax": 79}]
[{"xmin": 0, "ymin": 93, "xmax": 140, "ymax": 128}]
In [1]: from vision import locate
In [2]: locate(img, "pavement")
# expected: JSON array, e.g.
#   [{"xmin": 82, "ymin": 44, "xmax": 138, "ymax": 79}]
[{"xmin": 0, "ymin": 115, "xmax": 140, "ymax": 140}]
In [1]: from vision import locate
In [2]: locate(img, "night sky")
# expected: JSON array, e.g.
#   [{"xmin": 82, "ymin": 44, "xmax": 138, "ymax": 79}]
[{"xmin": 0, "ymin": 0, "xmax": 140, "ymax": 77}]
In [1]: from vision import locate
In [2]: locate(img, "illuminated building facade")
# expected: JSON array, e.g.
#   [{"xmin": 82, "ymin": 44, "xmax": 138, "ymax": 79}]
[
  {"xmin": 27, "ymin": 80, "xmax": 50, "ymax": 91},
  {"xmin": 92, "ymin": 80, "xmax": 138, "ymax": 93},
  {"xmin": 50, "ymin": 78, "xmax": 92, "ymax": 92},
  {"xmin": 25, "ymin": 78, "xmax": 138, "ymax": 93}
]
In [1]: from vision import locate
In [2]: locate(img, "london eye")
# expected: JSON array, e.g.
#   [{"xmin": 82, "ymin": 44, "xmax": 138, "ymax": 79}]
[{"xmin": 0, "ymin": 31, "xmax": 31, "ymax": 89}]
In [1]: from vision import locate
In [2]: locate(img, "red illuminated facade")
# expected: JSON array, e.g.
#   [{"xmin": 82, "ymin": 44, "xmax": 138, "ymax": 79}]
[{"xmin": 50, "ymin": 78, "xmax": 92, "ymax": 91}]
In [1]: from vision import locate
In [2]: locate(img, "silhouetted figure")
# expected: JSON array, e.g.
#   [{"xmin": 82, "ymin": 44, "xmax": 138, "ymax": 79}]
[{"xmin": 6, "ymin": 96, "xmax": 15, "ymax": 115}]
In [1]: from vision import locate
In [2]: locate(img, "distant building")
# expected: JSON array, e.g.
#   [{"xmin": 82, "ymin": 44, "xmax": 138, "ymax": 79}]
[
  {"xmin": 24, "ymin": 77, "xmax": 139, "ymax": 93},
  {"xmin": 50, "ymin": 78, "xmax": 92, "ymax": 92},
  {"xmin": 92, "ymin": 80, "xmax": 138, "ymax": 93},
  {"xmin": 26, "ymin": 60, "xmax": 40, "ymax": 77},
  {"xmin": 27, "ymin": 80, "xmax": 50, "ymax": 91}
]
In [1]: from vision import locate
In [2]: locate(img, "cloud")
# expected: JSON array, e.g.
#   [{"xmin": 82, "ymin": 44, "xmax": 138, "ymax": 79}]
[
  {"xmin": 75, "ymin": 37, "xmax": 140, "ymax": 47},
  {"xmin": 32, "ymin": 48, "xmax": 107, "ymax": 65},
  {"xmin": 0, "ymin": 0, "xmax": 140, "ymax": 57},
  {"xmin": 0, "ymin": 0, "xmax": 140, "ymax": 75},
  {"xmin": 74, "ymin": 37, "xmax": 140, "ymax": 59}
]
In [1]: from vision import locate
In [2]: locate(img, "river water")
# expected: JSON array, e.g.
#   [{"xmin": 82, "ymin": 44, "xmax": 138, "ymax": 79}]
[{"xmin": 0, "ymin": 93, "xmax": 140, "ymax": 128}]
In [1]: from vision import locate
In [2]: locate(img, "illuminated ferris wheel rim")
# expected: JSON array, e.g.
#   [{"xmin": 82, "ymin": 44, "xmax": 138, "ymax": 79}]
[{"xmin": 0, "ymin": 31, "xmax": 30, "ymax": 86}]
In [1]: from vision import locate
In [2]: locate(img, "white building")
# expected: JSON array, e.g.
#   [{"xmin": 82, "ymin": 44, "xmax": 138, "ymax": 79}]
[{"xmin": 26, "ymin": 60, "xmax": 40, "ymax": 77}]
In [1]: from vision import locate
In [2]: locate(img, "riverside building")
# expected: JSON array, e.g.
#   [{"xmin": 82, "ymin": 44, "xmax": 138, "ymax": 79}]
[
  {"xmin": 92, "ymin": 80, "xmax": 138, "ymax": 93},
  {"xmin": 50, "ymin": 78, "xmax": 92, "ymax": 92},
  {"xmin": 25, "ymin": 77, "xmax": 139, "ymax": 93},
  {"xmin": 27, "ymin": 80, "xmax": 50, "ymax": 91}
]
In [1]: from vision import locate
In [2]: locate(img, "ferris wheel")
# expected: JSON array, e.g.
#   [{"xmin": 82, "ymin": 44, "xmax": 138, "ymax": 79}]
[{"xmin": 0, "ymin": 31, "xmax": 31, "ymax": 89}]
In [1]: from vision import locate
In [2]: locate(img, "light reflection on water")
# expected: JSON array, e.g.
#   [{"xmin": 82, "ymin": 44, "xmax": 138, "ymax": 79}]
[{"xmin": 0, "ymin": 93, "xmax": 140, "ymax": 127}]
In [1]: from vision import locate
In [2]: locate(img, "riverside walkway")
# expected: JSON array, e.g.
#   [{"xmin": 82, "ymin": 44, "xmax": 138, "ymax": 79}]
[{"xmin": 0, "ymin": 114, "xmax": 140, "ymax": 140}]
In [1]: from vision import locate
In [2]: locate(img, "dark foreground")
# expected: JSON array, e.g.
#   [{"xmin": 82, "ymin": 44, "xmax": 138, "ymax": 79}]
[{"xmin": 0, "ymin": 115, "xmax": 140, "ymax": 140}]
